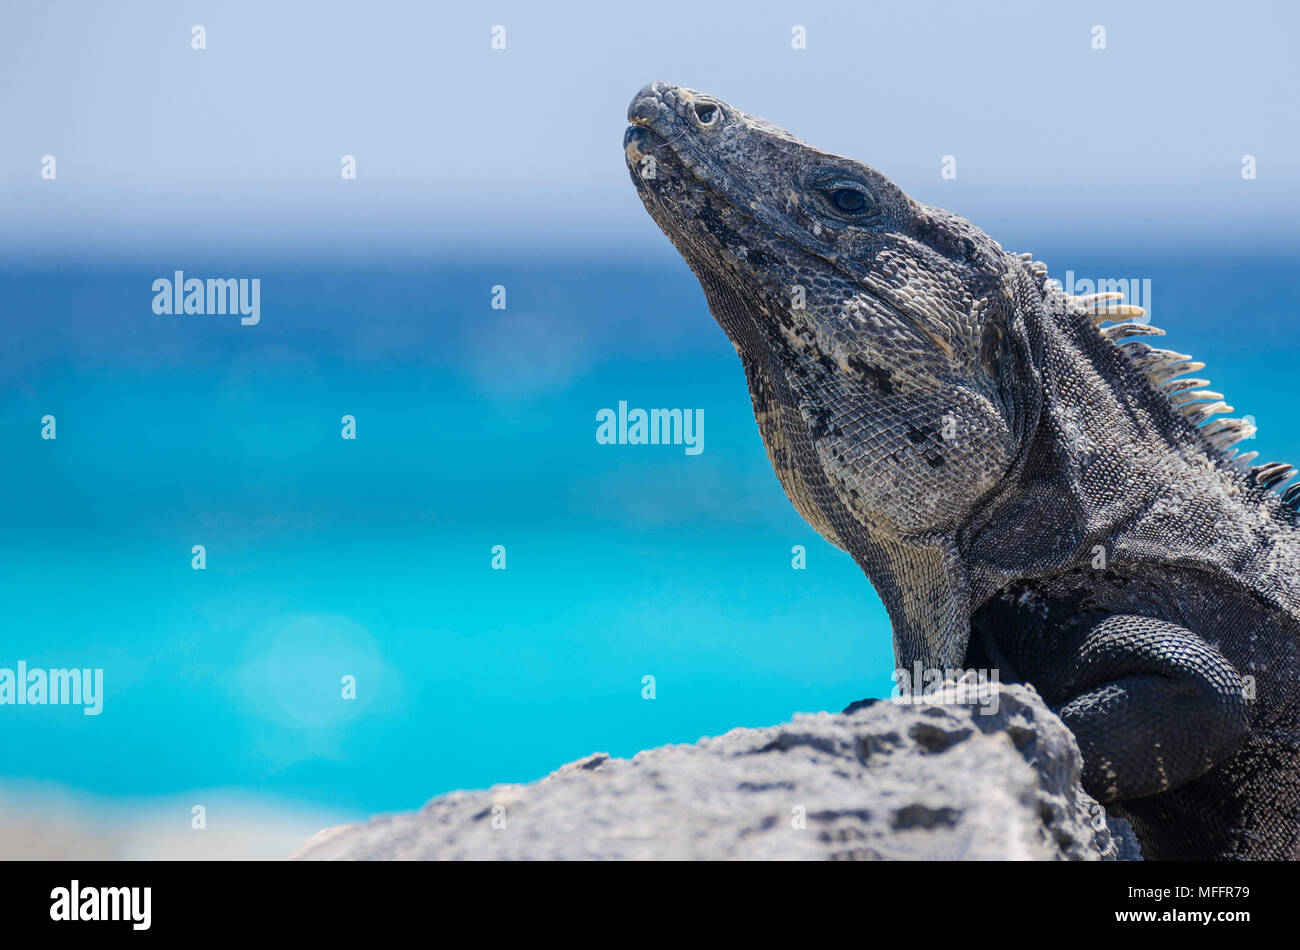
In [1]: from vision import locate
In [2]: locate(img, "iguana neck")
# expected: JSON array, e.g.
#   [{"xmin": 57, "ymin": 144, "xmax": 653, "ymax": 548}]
[
  {"xmin": 696, "ymin": 264, "xmax": 974, "ymax": 671},
  {"xmin": 959, "ymin": 289, "xmax": 1251, "ymax": 609}
]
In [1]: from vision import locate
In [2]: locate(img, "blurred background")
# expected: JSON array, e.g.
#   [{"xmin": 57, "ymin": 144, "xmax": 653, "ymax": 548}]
[{"xmin": 1, "ymin": 0, "xmax": 1297, "ymax": 857}]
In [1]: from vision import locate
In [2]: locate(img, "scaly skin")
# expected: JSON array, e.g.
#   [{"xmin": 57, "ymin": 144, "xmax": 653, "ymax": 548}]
[{"xmin": 624, "ymin": 81, "xmax": 1300, "ymax": 860}]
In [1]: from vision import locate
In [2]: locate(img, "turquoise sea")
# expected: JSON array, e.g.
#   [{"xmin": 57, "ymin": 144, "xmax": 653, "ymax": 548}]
[{"xmin": 2, "ymin": 247, "xmax": 1298, "ymax": 819}]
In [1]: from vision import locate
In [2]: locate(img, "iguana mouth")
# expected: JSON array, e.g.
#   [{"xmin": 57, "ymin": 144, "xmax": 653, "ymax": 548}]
[
  {"xmin": 624, "ymin": 121, "xmax": 785, "ymax": 295},
  {"xmin": 624, "ymin": 82, "xmax": 805, "ymax": 264}
]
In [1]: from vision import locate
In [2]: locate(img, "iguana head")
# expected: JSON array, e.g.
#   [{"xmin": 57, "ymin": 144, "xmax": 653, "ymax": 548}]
[{"xmin": 625, "ymin": 81, "xmax": 1043, "ymax": 666}]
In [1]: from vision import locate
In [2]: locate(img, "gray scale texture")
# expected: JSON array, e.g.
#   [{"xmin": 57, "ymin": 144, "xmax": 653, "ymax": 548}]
[{"xmin": 294, "ymin": 683, "xmax": 1134, "ymax": 860}]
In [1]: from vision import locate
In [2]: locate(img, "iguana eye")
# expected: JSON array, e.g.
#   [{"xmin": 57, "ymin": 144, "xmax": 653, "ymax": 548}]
[
  {"xmin": 693, "ymin": 102, "xmax": 718, "ymax": 125},
  {"xmin": 831, "ymin": 189, "xmax": 867, "ymax": 212},
  {"xmin": 814, "ymin": 179, "xmax": 877, "ymax": 219}
]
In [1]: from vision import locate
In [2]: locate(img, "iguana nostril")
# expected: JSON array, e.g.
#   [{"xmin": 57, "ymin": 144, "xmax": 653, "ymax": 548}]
[{"xmin": 694, "ymin": 102, "xmax": 718, "ymax": 124}]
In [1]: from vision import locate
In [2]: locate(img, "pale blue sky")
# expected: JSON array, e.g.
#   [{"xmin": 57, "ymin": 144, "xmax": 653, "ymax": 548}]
[{"xmin": 2, "ymin": 0, "xmax": 1297, "ymax": 259}]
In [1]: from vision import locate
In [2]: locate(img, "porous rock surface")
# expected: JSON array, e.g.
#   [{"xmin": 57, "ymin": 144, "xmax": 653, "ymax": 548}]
[{"xmin": 293, "ymin": 681, "xmax": 1139, "ymax": 860}]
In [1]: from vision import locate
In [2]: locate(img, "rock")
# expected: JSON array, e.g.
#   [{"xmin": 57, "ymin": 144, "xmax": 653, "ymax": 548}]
[
  {"xmin": 1107, "ymin": 813, "xmax": 1145, "ymax": 861},
  {"xmin": 293, "ymin": 681, "xmax": 1138, "ymax": 860}
]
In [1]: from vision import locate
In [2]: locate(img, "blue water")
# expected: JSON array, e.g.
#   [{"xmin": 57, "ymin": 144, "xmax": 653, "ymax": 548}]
[{"xmin": 2, "ymin": 248, "xmax": 1298, "ymax": 816}]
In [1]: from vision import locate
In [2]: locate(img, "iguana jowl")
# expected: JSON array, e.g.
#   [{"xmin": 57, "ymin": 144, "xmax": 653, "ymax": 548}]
[{"xmin": 625, "ymin": 81, "xmax": 1300, "ymax": 860}]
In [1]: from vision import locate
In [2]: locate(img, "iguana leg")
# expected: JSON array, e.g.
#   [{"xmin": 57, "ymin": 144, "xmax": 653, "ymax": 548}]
[{"xmin": 982, "ymin": 609, "xmax": 1252, "ymax": 802}]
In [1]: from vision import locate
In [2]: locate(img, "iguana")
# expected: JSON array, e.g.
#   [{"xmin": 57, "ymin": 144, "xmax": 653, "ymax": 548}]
[{"xmin": 624, "ymin": 81, "xmax": 1300, "ymax": 860}]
